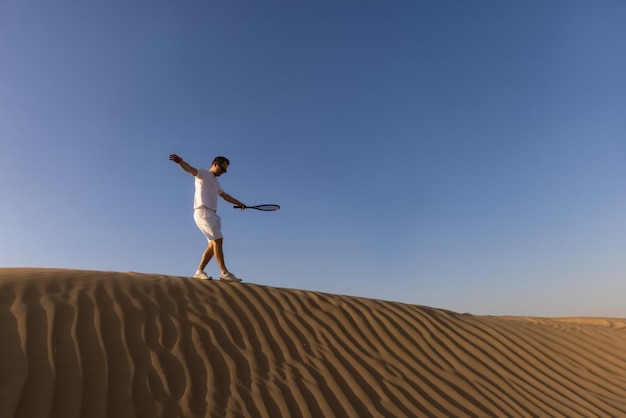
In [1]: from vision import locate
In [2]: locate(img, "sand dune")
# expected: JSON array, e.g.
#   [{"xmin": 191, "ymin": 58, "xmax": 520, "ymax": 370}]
[{"xmin": 1, "ymin": 268, "xmax": 625, "ymax": 418}]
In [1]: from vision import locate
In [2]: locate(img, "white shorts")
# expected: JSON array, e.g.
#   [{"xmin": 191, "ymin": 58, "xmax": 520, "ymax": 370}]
[{"xmin": 193, "ymin": 208, "xmax": 223, "ymax": 241}]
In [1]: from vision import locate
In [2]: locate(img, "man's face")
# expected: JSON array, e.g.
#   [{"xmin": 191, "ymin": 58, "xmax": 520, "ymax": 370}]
[{"xmin": 213, "ymin": 161, "xmax": 229, "ymax": 176}]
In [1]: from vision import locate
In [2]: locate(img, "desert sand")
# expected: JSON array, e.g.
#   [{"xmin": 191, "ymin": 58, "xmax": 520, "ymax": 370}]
[{"xmin": 1, "ymin": 268, "xmax": 625, "ymax": 418}]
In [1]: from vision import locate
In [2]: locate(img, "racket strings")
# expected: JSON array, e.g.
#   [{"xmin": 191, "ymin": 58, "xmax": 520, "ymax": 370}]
[{"xmin": 255, "ymin": 204, "xmax": 280, "ymax": 211}]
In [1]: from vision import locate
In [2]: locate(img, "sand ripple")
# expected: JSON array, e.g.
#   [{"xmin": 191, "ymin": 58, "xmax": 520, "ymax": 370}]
[{"xmin": 1, "ymin": 268, "xmax": 625, "ymax": 417}]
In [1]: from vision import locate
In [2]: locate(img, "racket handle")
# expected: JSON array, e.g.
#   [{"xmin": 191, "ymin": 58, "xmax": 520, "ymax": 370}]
[{"xmin": 233, "ymin": 205, "xmax": 246, "ymax": 209}]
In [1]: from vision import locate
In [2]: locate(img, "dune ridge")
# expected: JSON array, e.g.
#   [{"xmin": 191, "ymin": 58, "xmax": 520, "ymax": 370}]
[{"xmin": 1, "ymin": 268, "xmax": 625, "ymax": 418}]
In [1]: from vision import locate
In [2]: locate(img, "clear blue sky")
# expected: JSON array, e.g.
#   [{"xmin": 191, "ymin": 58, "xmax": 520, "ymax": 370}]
[{"xmin": 2, "ymin": 1, "xmax": 625, "ymax": 317}]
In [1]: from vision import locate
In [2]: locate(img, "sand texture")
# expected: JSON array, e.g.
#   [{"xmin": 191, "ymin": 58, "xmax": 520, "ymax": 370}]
[{"xmin": 1, "ymin": 268, "xmax": 626, "ymax": 418}]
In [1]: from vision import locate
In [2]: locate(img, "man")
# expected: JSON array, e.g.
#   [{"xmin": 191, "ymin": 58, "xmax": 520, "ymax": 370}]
[{"xmin": 169, "ymin": 153, "xmax": 246, "ymax": 282}]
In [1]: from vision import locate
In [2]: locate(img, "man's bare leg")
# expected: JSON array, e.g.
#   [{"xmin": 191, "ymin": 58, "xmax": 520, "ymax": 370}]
[
  {"xmin": 198, "ymin": 243, "xmax": 214, "ymax": 272},
  {"xmin": 211, "ymin": 238, "xmax": 228, "ymax": 275}
]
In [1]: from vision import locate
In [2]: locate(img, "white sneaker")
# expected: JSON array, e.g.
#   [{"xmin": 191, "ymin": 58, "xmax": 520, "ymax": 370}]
[
  {"xmin": 193, "ymin": 271, "xmax": 212, "ymax": 280},
  {"xmin": 220, "ymin": 272, "xmax": 242, "ymax": 282}
]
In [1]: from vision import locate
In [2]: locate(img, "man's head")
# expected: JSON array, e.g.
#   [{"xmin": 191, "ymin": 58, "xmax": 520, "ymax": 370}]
[{"xmin": 211, "ymin": 156, "xmax": 230, "ymax": 176}]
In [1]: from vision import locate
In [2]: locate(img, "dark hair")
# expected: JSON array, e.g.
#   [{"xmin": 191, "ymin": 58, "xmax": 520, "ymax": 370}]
[{"xmin": 213, "ymin": 156, "xmax": 230, "ymax": 165}]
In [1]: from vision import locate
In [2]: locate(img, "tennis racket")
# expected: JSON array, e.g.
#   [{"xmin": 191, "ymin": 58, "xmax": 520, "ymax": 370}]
[{"xmin": 233, "ymin": 204, "xmax": 280, "ymax": 211}]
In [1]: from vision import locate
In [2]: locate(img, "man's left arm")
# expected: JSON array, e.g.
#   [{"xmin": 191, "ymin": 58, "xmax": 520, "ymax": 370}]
[{"xmin": 220, "ymin": 192, "xmax": 246, "ymax": 209}]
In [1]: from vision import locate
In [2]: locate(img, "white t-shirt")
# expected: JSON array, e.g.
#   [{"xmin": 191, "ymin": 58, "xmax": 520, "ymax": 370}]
[{"xmin": 193, "ymin": 169, "xmax": 224, "ymax": 210}]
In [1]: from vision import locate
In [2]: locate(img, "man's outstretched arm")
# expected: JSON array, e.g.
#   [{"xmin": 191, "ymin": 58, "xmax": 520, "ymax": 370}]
[
  {"xmin": 220, "ymin": 192, "xmax": 246, "ymax": 209},
  {"xmin": 169, "ymin": 154, "xmax": 198, "ymax": 176}
]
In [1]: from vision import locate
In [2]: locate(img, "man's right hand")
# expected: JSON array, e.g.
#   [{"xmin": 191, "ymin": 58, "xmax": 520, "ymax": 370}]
[{"xmin": 170, "ymin": 154, "xmax": 198, "ymax": 176}]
